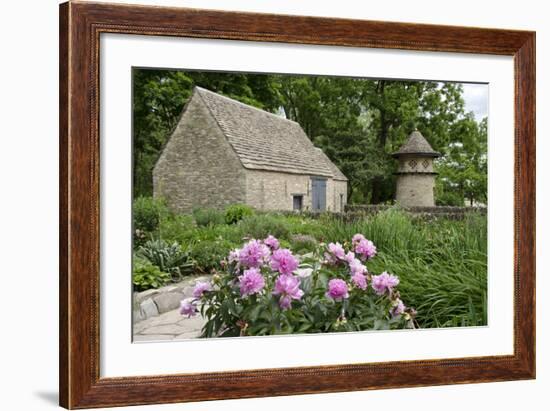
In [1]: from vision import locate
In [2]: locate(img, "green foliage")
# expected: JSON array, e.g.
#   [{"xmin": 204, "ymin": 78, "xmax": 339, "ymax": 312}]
[
  {"xmin": 133, "ymin": 196, "xmax": 168, "ymax": 235},
  {"xmin": 436, "ymin": 116, "xmax": 488, "ymax": 206},
  {"xmin": 237, "ymin": 215, "xmax": 291, "ymax": 240},
  {"xmin": 136, "ymin": 239, "xmax": 194, "ymax": 281},
  {"xmin": 224, "ymin": 204, "xmax": 254, "ymax": 225},
  {"xmin": 132, "ymin": 203, "xmax": 487, "ymax": 327},
  {"xmin": 198, "ymin": 239, "xmax": 413, "ymax": 338},
  {"xmin": 192, "ymin": 208, "xmax": 225, "ymax": 227},
  {"xmin": 158, "ymin": 213, "xmax": 196, "ymax": 244},
  {"xmin": 190, "ymin": 239, "xmax": 238, "ymax": 273},
  {"xmin": 133, "ymin": 69, "xmax": 487, "ymax": 205},
  {"xmin": 289, "ymin": 234, "xmax": 318, "ymax": 254},
  {"xmin": 132, "ymin": 258, "xmax": 171, "ymax": 291}
]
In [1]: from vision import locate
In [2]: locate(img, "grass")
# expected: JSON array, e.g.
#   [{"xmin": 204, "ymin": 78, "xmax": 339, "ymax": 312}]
[{"xmin": 137, "ymin": 201, "xmax": 487, "ymax": 329}]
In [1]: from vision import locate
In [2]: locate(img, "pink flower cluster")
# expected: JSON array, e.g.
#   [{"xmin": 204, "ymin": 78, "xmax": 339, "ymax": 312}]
[
  {"xmin": 238, "ymin": 268, "xmax": 265, "ymax": 296},
  {"xmin": 352, "ymin": 234, "xmax": 377, "ymax": 261},
  {"xmin": 224, "ymin": 235, "xmax": 304, "ymax": 309},
  {"xmin": 326, "ymin": 278, "xmax": 349, "ymax": 301},
  {"xmin": 273, "ymin": 274, "xmax": 304, "ymax": 309},
  {"xmin": 183, "ymin": 233, "xmax": 409, "ymax": 324},
  {"xmin": 324, "ymin": 242, "xmax": 346, "ymax": 264},
  {"xmin": 371, "ymin": 271, "xmax": 400, "ymax": 295},
  {"xmin": 270, "ymin": 248, "xmax": 299, "ymax": 276},
  {"xmin": 238, "ymin": 239, "xmax": 270, "ymax": 268}
]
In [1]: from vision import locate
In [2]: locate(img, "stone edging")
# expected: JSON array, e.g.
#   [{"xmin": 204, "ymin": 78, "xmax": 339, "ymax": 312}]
[{"xmin": 133, "ymin": 275, "xmax": 212, "ymax": 323}]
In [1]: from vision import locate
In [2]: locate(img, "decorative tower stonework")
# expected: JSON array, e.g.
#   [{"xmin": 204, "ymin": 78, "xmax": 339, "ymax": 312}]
[{"xmin": 392, "ymin": 130, "xmax": 441, "ymax": 207}]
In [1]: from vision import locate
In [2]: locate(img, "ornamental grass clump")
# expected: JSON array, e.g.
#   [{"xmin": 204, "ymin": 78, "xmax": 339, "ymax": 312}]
[{"xmin": 182, "ymin": 234, "xmax": 416, "ymax": 337}]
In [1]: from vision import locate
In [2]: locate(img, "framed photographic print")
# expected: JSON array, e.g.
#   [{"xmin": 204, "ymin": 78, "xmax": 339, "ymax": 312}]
[{"xmin": 59, "ymin": 1, "xmax": 535, "ymax": 409}]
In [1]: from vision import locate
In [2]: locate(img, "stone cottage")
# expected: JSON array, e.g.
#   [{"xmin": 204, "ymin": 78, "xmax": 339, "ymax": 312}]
[
  {"xmin": 153, "ymin": 87, "xmax": 348, "ymax": 213},
  {"xmin": 392, "ymin": 129, "xmax": 441, "ymax": 207}
]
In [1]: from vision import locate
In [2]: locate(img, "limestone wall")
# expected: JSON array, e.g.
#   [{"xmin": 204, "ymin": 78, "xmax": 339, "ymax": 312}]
[
  {"xmin": 153, "ymin": 95, "xmax": 246, "ymax": 213},
  {"xmin": 245, "ymin": 169, "xmax": 347, "ymax": 211},
  {"xmin": 395, "ymin": 173, "xmax": 436, "ymax": 207}
]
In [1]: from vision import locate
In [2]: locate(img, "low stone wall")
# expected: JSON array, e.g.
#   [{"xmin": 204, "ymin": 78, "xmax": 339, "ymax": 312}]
[
  {"xmin": 261, "ymin": 205, "xmax": 486, "ymax": 221},
  {"xmin": 133, "ymin": 274, "xmax": 212, "ymax": 323},
  {"xmin": 346, "ymin": 204, "xmax": 486, "ymax": 213}
]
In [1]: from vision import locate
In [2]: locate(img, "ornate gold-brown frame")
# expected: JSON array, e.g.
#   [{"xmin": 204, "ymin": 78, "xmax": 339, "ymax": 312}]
[{"xmin": 59, "ymin": 1, "xmax": 535, "ymax": 408}]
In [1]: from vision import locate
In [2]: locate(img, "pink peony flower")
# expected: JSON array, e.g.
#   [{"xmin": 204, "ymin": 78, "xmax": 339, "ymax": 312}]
[
  {"xmin": 270, "ymin": 248, "xmax": 299, "ymax": 276},
  {"xmin": 371, "ymin": 272, "xmax": 400, "ymax": 295},
  {"xmin": 390, "ymin": 298, "xmax": 406, "ymax": 318},
  {"xmin": 264, "ymin": 235, "xmax": 280, "ymax": 250},
  {"xmin": 238, "ymin": 268, "xmax": 265, "ymax": 296},
  {"xmin": 179, "ymin": 298, "xmax": 198, "ymax": 317},
  {"xmin": 352, "ymin": 233, "xmax": 366, "ymax": 245},
  {"xmin": 351, "ymin": 272, "xmax": 368, "ymax": 290},
  {"xmin": 272, "ymin": 274, "xmax": 304, "ymax": 309},
  {"xmin": 239, "ymin": 239, "xmax": 270, "ymax": 268},
  {"xmin": 354, "ymin": 238, "xmax": 377, "ymax": 261},
  {"xmin": 349, "ymin": 258, "xmax": 367, "ymax": 277},
  {"xmin": 326, "ymin": 278, "xmax": 349, "ymax": 301},
  {"xmin": 192, "ymin": 281, "xmax": 212, "ymax": 299},
  {"xmin": 325, "ymin": 242, "xmax": 346, "ymax": 264},
  {"xmin": 344, "ymin": 251, "xmax": 356, "ymax": 263}
]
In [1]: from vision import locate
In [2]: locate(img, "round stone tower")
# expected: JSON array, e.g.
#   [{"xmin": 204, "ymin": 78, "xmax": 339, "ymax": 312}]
[{"xmin": 392, "ymin": 130, "xmax": 441, "ymax": 207}]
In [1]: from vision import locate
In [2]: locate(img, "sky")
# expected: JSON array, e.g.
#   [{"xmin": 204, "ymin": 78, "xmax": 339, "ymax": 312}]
[{"xmin": 461, "ymin": 82, "xmax": 488, "ymax": 122}]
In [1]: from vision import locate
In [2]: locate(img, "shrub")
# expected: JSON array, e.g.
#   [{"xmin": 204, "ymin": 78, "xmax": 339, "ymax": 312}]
[
  {"xmin": 132, "ymin": 257, "xmax": 171, "ymax": 291},
  {"xmin": 289, "ymin": 234, "xmax": 318, "ymax": 254},
  {"xmin": 237, "ymin": 215, "xmax": 291, "ymax": 240},
  {"xmin": 133, "ymin": 196, "xmax": 168, "ymax": 233},
  {"xmin": 136, "ymin": 239, "xmax": 195, "ymax": 281},
  {"xmin": 158, "ymin": 214, "xmax": 196, "ymax": 244},
  {"xmin": 183, "ymin": 235, "xmax": 414, "ymax": 337},
  {"xmin": 190, "ymin": 239, "xmax": 237, "ymax": 273},
  {"xmin": 224, "ymin": 204, "xmax": 254, "ymax": 224},
  {"xmin": 193, "ymin": 208, "xmax": 225, "ymax": 227}
]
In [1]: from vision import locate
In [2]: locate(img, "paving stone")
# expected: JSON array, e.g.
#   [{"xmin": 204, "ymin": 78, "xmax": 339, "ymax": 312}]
[
  {"xmin": 133, "ymin": 334, "xmax": 174, "ymax": 342},
  {"xmin": 153, "ymin": 292, "xmax": 184, "ymax": 314},
  {"xmin": 134, "ymin": 288, "xmax": 160, "ymax": 304},
  {"xmin": 140, "ymin": 298, "xmax": 159, "ymax": 318},
  {"xmin": 147, "ymin": 309, "xmax": 183, "ymax": 326},
  {"xmin": 133, "ymin": 320, "xmax": 149, "ymax": 334},
  {"xmin": 174, "ymin": 330, "xmax": 201, "ymax": 340},
  {"xmin": 133, "ymin": 309, "xmax": 147, "ymax": 323},
  {"xmin": 140, "ymin": 324, "xmax": 188, "ymax": 335},
  {"xmin": 177, "ymin": 316, "xmax": 206, "ymax": 331}
]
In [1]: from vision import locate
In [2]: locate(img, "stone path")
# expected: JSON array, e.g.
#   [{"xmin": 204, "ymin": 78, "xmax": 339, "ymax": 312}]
[
  {"xmin": 133, "ymin": 274, "xmax": 211, "ymax": 342},
  {"xmin": 133, "ymin": 308, "xmax": 207, "ymax": 342}
]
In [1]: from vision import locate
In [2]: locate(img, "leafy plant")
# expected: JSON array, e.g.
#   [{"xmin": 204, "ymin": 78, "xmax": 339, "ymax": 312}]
[
  {"xmin": 224, "ymin": 204, "xmax": 254, "ymax": 224},
  {"xmin": 237, "ymin": 214, "xmax": 291, "ymax": 240},
  {"xmin": 186, "ymin": 235, "xmax": 414, "ymax": 338},
  {"xmin": 133, "ymin": 196, "xmax": 169, "ymax": 246},
  {"xmin": 136, "ymin": 239, "xmax": 195, "ymax": 281},
  {"xmin": 132, "ymin": 258, "xmax": 171, "ymax": 291},
  {"xmin": 193, "ymin": 208, "xmax": 225, "ymax": 227},
  {"xmin": 190, "ymin": 239, "xmax": 238, "ymax": 273}
]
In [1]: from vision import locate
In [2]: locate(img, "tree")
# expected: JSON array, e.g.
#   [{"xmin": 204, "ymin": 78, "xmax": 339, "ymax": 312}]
[
  {"xmin": 435, "ymin": 116, "xmax": 488, "ymax": 206},
  {"xmin": 132, "ymin": 69, "xmax": 281, "ymax": 197},
  {"xmin": 133, "ymin": 69, "xmax": 487, "ymax": 206}
]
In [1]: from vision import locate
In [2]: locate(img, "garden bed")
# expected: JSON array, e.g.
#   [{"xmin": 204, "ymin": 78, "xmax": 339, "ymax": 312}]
[{"xmin": 133, "ymin": 198, "xmax": 487, "ymax": 330}]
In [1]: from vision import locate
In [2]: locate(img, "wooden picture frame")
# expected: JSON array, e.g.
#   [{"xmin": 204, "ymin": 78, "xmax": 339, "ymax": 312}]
[{"xmin": 59, "ymin": 1, "xmax": 535, "ymax": 408}]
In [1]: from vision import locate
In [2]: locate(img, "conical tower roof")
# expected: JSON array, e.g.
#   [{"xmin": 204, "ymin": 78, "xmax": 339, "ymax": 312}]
[{"xmin": 392, "ymin": 130, "xmax": 441, "ymax": 158}]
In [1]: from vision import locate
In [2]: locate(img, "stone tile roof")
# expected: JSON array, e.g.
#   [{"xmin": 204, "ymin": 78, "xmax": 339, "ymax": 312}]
[
  {"xmin": 392, "ymin": 130, "xmax": 441, "ymax": 158},
  {"xmin": 195, "ymin": 87, "xmax": 347, "ymax": 180}
]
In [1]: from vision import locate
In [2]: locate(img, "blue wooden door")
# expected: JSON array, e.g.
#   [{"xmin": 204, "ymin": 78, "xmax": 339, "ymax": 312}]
[{"xmin": 311, "ymin": 178, "xmax": 327, "ymax": 211}]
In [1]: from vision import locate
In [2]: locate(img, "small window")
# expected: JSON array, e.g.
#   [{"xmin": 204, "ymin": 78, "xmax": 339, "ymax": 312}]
[
  {"xmin": 293, "ymin": 195, "xmax": 303, "ymax": 211},
  {"xmin": 340, "ymin": 194, "xmax": 344, "ymax": 212}
]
